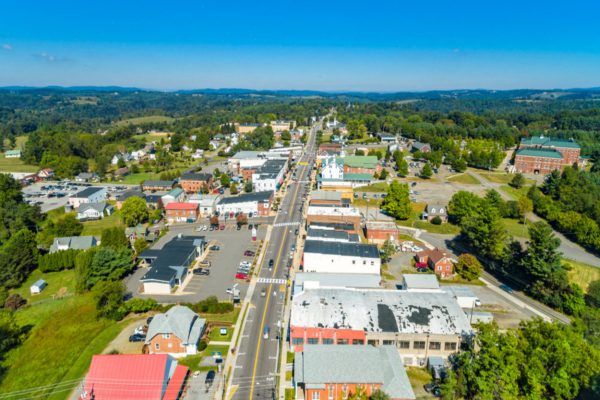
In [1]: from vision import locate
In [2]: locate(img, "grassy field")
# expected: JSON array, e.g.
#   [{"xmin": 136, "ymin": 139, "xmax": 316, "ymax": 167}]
[
  {"xmin": 565, "ymin": 259, "xmax": 600, "ymax": 291},
  {"xmin": 11, "ymin": 269, "xmax": 76, "ymax": 303},
  {"xmin": 500, "ymin": 184, "xmax": 530, "ymax": 200},
  {"xmin": 502, "ymin": 217, "xmax": 531, "ymax": 239},
  {"xmin": 0, "ymin": 155, "xmax": 39, "ymax": 172},
  {"xmin": 115, "ymin": 115, "xmax": 175, "ymax": 126},
  {"xmin": 0, "ymin": 294, "xmax": 122, "ymax": 399},
  {"xmin": 414, "ymin": 220, "xmax": 461, "ymax": 235},
  {"xmin": 208, "ymin": 326, "xmax": 233, "ymax": 342},
  {"xmin": 478, "ymin": 171, "xmax": 535, "ymax": 186},
  {"xmin": 406, "ymin": 367, "xmax": 435, "ymax": 399},
  {"xmin": 200, "ymin": 307, "xmax": 241, "ymax": 324},
  {"xmin": 352, "ymin": 198, "xmax": 383, "ymax": 207},
  {"xmin": 354, "ymin": 182, "xmax": 389, "ymax": 192},
  {"xmin": 81, "ymin": 212, "xmax": 125, "ymax": 236},
  {"xmin": 447, "ymin": 173, "xmax": 480, "ymax": 185}
]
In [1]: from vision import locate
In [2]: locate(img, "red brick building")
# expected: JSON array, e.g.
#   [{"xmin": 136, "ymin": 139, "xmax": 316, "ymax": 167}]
[
  {"xmin": 179, "ymin": 173, "xmax": 214, "ymax": 193},
  {"xmin": 145, "ymin": 306, "xmax": 206, "ymax": 357},
  {"xmin": 365, "ymin": 221, "xmax": 401, "ymax": 244},
  {"xmin": 165, "ymin": 202, "xmax": 199, "ymax": 223},
  {"xmin": 515, "ymin": 136, "xmax": 581, "ymax": 174},
  {"xmin": 415, "ymin": 248, "xmax": 455, "ymax": 278}
]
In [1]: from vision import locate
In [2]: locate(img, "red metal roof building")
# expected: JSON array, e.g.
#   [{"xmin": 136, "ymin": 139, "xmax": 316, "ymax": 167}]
[{"xmin": 82, "ymin": 354, "xmax": 188, "ymax": 400}]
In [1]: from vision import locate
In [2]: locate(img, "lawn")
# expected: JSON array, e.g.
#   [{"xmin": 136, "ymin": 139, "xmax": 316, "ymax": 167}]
[
  {"xmin": 565, "ymin": 259, "xmax": 600, "ymax": 291},
  {"xmin": 478, "ymin": 171, "xmax": 534, "ymax": 186},
  {"xmin": 0, "ymin": 294, "xmax": 123, "ymax": 399},
  {"xmin": 81, "ymin": 212, "xmax": 125, "ymax": 236},
  {"xmin": 11, "ymin": 268, "xmax": 76, "ymax": 303},
  {"xmin": 500, "ymin": 184, "xmax": 530, "ymax": 200},
  {"xmin": 447, "ymin": 173, "xmax": 480, "ymax": 185},
  {"xmin": 353, "ymin": 182, "xmax": 389, "ymax": 192},
  {"xmin": 0, "ymin": 154, "xmax": 39, "ymax": 173},
  {"xmin": 414, "ymin": 220, "xmax": 461, "ymax": 235},
  {"xmin": 352, "ymin": 198, "xmax": 382, "ymax": 207},
  {"xmin": 208, "ymin": 326, "xmax": 234, "ymax": 342},
  {"xmin": 406, "ymin": 367, "xmax": 435, "ymax": 399},
  {"xmin": 200, "ymin": 307, "xmax": 241, "ymax": 324},
  {"xmin": 115, "ymin": 115, "xmax": 175, "ymax": 126},
  {"xmin": 178, "ymin": 354, "xmax": 204, "ymax": 371},
  {"xmin": 502, "ymin": 217, "xmax": 531, "ymax": 239}
]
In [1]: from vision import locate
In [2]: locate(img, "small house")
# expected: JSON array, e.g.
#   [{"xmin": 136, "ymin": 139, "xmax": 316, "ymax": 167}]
[
  {"xmin": 77, "ymin": 202, "xmax": 113, "ymax": 221},
  {"xmin": 30, "ymin": 279, "xmax": 47, "ymax": 295},
  {"xmin": 422, "ymin": 204, "xmax": 448, "ymax": 223}
]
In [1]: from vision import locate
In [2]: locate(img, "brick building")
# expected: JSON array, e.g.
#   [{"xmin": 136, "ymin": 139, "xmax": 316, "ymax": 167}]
[
  {"xmin": 145, "ymin": 306, "xmax": 206, "ymax": 357},
  {"xmin": 165, "ymin": 202, "xmax": 199, "ymax": 223},
  {"xmin": 514, "ymin": 136, "xmax": 581, "ymax": 174},
  {"xmin": 365, "ymin": 221, "xmax": 401, "ymax": 244},
  {"xmin": 306, "ymin": 206, "xmax": 362, "ymax": 234},
  {"xmin": 179, "ymin": 173, "xmax": 213, "ymax": 194},
  {"xmin": 415, "ymin": 248, "xmax": 455, "ymax": 278}
]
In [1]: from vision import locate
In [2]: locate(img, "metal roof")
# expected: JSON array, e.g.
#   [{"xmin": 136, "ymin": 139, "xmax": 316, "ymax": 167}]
[
  {"xmin": 294, "ymin": 273, "xmax": 380, "ymax": 291},
  {"xmin": 73, "ymin": 186, "xmax": 105, "ymax": 199},
  {"xmin": 304, "ymin": 240, "xmax": 379, "ymax": 258},
  {"xmin": 306, "ymin": 228, "xmax": 359, "ymax": 243},
  {"xmin": 311, "ymin": 190, "xmax": 342, "ymax": 201},
  {"xmin": 180, "ymin": 172, "xmax": 212, "ymax": 181},
  {"xmin": 217, "ymin": 191, "xmax": 273, "ymax": 205},
  {"xmin": 142, "ymin": 179, "xmax": 175, "ymax": 188},
  {"xmin": 141, "ymin": 236, "xmax": 204, "ymax": 283},
  {"xmin": 49, "ymin": 236, "xmax": 97, "ymax": 253},
  {"xmin": 145, "ymin": 306, "xmax": 206, "ymax": 346},
  {"xmin": 335, "ymin": 155, "xmax": 379, "ymax": 168},
  {"xmin": 520, "ymin": 136, "xmax": 580, "ymax": 149},
  {"xmin": 402, "ymin": 274, "xmax": 440, "ymax": 290},
  {"xmin": 516, "ymin": 148, "xmax": 563, "ymax": 159}
]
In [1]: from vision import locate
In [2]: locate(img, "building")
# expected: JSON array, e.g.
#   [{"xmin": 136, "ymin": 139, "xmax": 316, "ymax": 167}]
[
  {"xmin": 270, "ymin": 119, "xmax": 296, "ymax": 132},
  {"xmin": 165, "ymin": 202, "xmax": 199, "ymax": 223},
  {"xmin": 145, "ymin": 193, "xmax": 165, "ymax": 209},
  {"xmin": 306, "ymin": 206, "xmax": 362, "ymax": 234},
  {"xmin": 142, "ymin": 180, "xmax": 176, "ymax": 191},
  {"xmin": 4, "ymin": 149, "xmax": 21, "ymax": 158},
  {"xmin": 115, "ymin": 190, "xmax": 145, "ymax": 210},
  {"xmin": 293, "ymin": 272, "xmax": 380, "ymax": 295},
  {"xmin": 443, "ymin": 286, "xmax": 481, "ymax": 309},
  {"xmin": 37, "ymin": 168, "xmax": 55, "ymax": 180},
  {"xmin": 68, "ymin": 186, "xmax": 107, "ymax": 208},
  {"xmin": 401, "ymin": 274, "xmax": 441, "ymax": 292},
  {"xmin": 519, "ymin": 136, "xmax": 580, "ymax": 164},
  {"xmin": 145, "ymin": 306, "xmax": 206, "ymax": 357},
  {"xmin": 252, "ymin": 159, "xmax": 288, "ymax": 192},
  {"xmin": 415, "ymin": 248, "xmax": 456, "ymax": 278},
  {"xmin": 179, "ymin": 173, "xmax": 213, "ymax": 194},
  {"xmin": 114, "ymin": 166, "xmax": 130, "ymax": 177},
  {"xmin": 228, "ymin": 151, "xmax": 265, "ymax": 174},
  {"xmin": 321, "ymin": 157, "xmax": 344, "ymax": 180},
  {"xmin": 422, "ymin": 204, "xmax": 448, "ymax": 223},
  {"xmin": 161, "ymin": 187, "xmax": 186, "ymax": 206},
  {"xmin": 377, "ymin": 132, "xmax": 398, "ymax": 143},
  {"xmin": 306, "ymin": 227, "xmax": 359, "ymax": 243},
  {"xmin": 236, "ymin": 123, "xmax": 261, "ymax": 134},
  {"xmin": 308, "ymin": 221, "xmax": 357, "ymax": 234},
  {"xmin": 188, "ymin": 194, "xmax": 221, "ymax": 217},
  {"xmin": 30, "ymin": 279, "xmax": 47, "ymax": 295},
  {"xmin": 77, "ymin": 202, "xmax": 114, "ymax": 221},
  {"xmin": 336, "ymin": 156, "xmax": 381, "ymax": 175},
  {"xmin": 294, "ymin": 345, "xmax": 416, "ymax": 400},
  {"xmin": 412, "ymin": 141, "xmax": 431, "ymax": 153},
  {"xmin": 365, "ymin": 221, "xmax": 402, "ymax": 244},
  {"xmin": 139, "ymin": 235, "xmax": 205, "ymax": 294},
  {"xmin": 75, "ymin": 172, "xmax": 98, "ymax": 183},
  {"xmin": 303, "ymin": 240, "xmax": 380, "ymax": 275},
  {"xmin": 49, "ymin": 236, "xmax": 98, "ymax": 253},
  {"xmin": 82, "ymin": 354, "xmax": 188, "ymax": 400},
  {"xmin": 290, "ymin": 288, "xmax": 473, "ymax": 366},
  {"xmin": 309, "ymin": 190, "xmax": 349, "ymax": 207},
  {"xmin": 216, "ymin": 191, "xmax": 274, "ymax": 217},
  {"xmin": 514, "ymin": 148, "xmax": 564, "ymax": 175}
]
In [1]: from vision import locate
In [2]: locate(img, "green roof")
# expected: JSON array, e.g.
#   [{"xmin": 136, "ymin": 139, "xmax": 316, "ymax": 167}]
[
  {"xmin": 336, "ymin": 156, "xmax": 379, "ymax": 169},
  {"xmin": 516, "ymin": 148, "xmax": 563, "ymax": 159},
  {"xmin": 344, "ymin": 173, "xmax": 374, "ymax": 181},
  {"xmin": 166, "ymin": 187, "xmax": 184, "ymax": 197},
  {"xmin": 520, "ymin": 136, "xmax": 580, "ymax": 149}
]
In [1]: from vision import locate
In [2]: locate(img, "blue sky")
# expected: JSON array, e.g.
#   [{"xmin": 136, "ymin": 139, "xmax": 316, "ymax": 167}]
[{"xmin": 1, "ymin": 0, "xmax": 600, "ymax": 91}]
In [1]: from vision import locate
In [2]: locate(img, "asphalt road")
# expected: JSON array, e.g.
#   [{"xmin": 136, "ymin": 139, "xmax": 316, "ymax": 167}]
[{"xmin": 231, "ymin": 122, "xmax": 317, "ymax": 400}]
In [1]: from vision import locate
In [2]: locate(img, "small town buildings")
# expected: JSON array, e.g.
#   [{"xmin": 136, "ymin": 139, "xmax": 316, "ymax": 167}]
[
  {"xmin": 75, "ymin": 172, "xmax": 98, "ymax": 183},
  {"xmin": 76, "ymin": 202, "xmax": 113, "ymax": 221},
  {"xmin": 514, "ymin": 136, "xmax": 581, "ymax": 174},
  {"xmin": 270, "ymin": 119, "xmax": 296, "ymax": 132},
  {"xmin": 142, "ymin": 180, "xmax": 176, "ymax": 191},
  {"xmin": 139, "ymin": 235, "xmax": 205, "ymax": 294},
  {"xmin": 321, "ymin": 157, "xmax": 344, "ymax": 180},
  {"xmin": 30, "ymin": 279, "xmax": 47, "ymax": 295},
  {"xmin": 145, "ymin": 306, "xmax": 206, "ymax": 357},
  {"xmin": 68, "ymin": 186, "xmax": 107, "ymax": 208},
  {"xmin": 306, "ymin": 206, "xmax": 362, "ymax": 234},
  {"xmin": 294, "ymin": 345, "xmax": 416, "ymax": 400},
  {"xmin": 236, "ymin": 122, "xmax": 261, "ymax": 134},
  {"xmin": 415, "ymin": 248, "xmax": 456, "ymax": 278},
  {"xmin": 4, "ymin": 149, "xmax": 21, "ymax": 158},
  {"xmin": 145, "ymin": 193, "xmax": 165, "ymax": 209},
  {"xmin": 336, "ymin": 155, "xmax": 381, "ymax": 175},
  {"xmin": 293, "ymin": 272, "xmax": 380, "ymax": 295},
  {"xmin": 188, "ymin": 194, "xmax": 221, "ymax": 217},
  {"xmin": 165, "ymin": 202, "xmax": 199, "ymax": 223},
  {"xmin": 49, "ymin": 235, "xmax": 98, "ymax": 253},
  {"xmin": 113, "ymin": 166, "xmax": 130, "ymax": 177},
  {"xmin": 412, "ymin": 141, "xmax": 431, "ymax": 153},
  {"xmin": 306, "ymin": 227, "xmax": 359, "ymax": 243},
  {"xmin": 303, "ymin": 240, "xmax": 380, "ymax": 275},
  {"xmin": 216, "ymin": 191, "xmax": 274, "ymax": 217},
  {"xmin": 228, "ymin": 151, "xmax": 265, "ymax": 174},
  {"xmin": 115, "ymin": 190, "xmax": 145, "ymax": 209},
  {"xmin": 309, "ymin": 190, "xmax": 349, "ymax": 207},
  {"xmin": 37, "ymin": 168, "xmax": 55, "ymax": 180},
  {"xmin": 422, "ymin": 204, "xmax": 448, "ymax": 223},
  {"xmin": 377, "ymin": 132, "xmax": 398, "ymax": 143},
  {"xmin": 82, "ymin": 354, "xmax": 188, "ymax": 400},
  {"xmin": 365, "ymin": 221, "xmax": 402, "ymax": 244},
  {"xmin": 290, "ymin": 288, "xmax": 473, "ymax": 366},
  {"xmin": 161, "ymin": 187, "xmax": 186, "ymax": 206},
  {"xmin": 401, "ymin": 274, "xmax": 441, "ymax": 292},
  {"xmin": 179, "ymin": 173, "xmax": 214, "ymax": 193},
  {"xmin": 252, "ymin": 159, "xmax": 288, "ymax": 192}
]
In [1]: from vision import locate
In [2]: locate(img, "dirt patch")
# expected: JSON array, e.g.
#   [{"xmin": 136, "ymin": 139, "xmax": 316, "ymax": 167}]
[{"xmin": 102, "ymin": 317, "xmax": 148, "ymax": 355}]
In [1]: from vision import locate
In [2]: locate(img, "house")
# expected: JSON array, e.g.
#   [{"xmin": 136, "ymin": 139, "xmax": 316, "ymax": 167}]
[
  {"xmin": 290, "ymin": 287, "xmax": 473, "ymax": 366},
  {"xmin": 111, "ymin": 152, "xmax": 133, "ymax": 165},
  {"xmin": 516, "ymin": 135, "xmax": 581, "ymax": 173},
  {"xmin": 306, "ymin": 206, "xmax": 362, "ymax": 234},
  {"xmin": 145, "ymin": 306, "xmax": 206, "ymax": 357},
  {"xmin": 115, "ymin": 190, "xmax": 146, "ymax": 210},
  {"xmin": 139, "ymin": 235, "xmax": 205, "ymax": 294},
  {"xmin": 415, "ymin": 248, "xmax": 456, "ymax": 278},
  {"xmin": 412, "ymin": 141, "xmax": 431, "ymax": 153},
  {"xmin": 377, "ymin": 132, "xmax": 398, "ymax": 143},
  {"xmin": 68, "ymin": 186, "xmax": 107, "ymax": 208},
  {"xmin": 125, "ymin": 224, "xmax": 151, "ymax": 242},
  {"xmin": 37, "ymin": 168, "xmax": 55, "ymax": 180},
  {"xmin": 227, "ymin": 151, "xmax": 266, "ymax": 174},
  {"xmin": 294, "ymin": 345, "xmax": 416, "ymax": 400},
  {"xmin": 401, "ymin": 274, "xmax": 441, "ymax": 292},
  {"xmin": 188, "ymin": 194, "xmax": 221, "ymax": 217},
  {"xmin": 113, "ymin": 167, "xmax": 130, "ymax": 177},
  {"xmin": 165, "ymin": 202, "xmax": 199, "ymax": 223},
  {"xmin": 49, "ymin": 236, "xmax": 97, "ymax": 253},
  {"xmin": 142, "ymin": 180, "xmax": 176, "ymax": 191},
  {"xmin": 216, "ymin": 191, "xmax": 274, "ymax": 217},
  {"xmin": 422, "ymin": 204, "xmax": 448, "ymax": 223},
  {"xmin": 145, "ymin": 193, "xmax": 166, "ymax": 209},
  {"xmin": 179, "ymin": 173, "xmax": 213, "ymax": 193},
  {"xmin": 81, "ymin": 354, "xmax": 188, "ymax": 400},
  {"xmin": 4, "ymin": 149, "xmax": 21, "ymax": 158},
  {"xmin": 302, "ymin": 240, "xmax": 380, "ymax": 275},
  {"xmin": 30, "ymin": 279, "xmax": 47, "ymax": 295},
  {"xmin": 293, "ymin": 272, "xmax": 380, "ymax": 295},
  {"xmin": 191, "ymin": 149, "xmax": 204, "ymax": 159},
  {"xmin": 252, "ymin": 159, "xmax": 288, "ymax": 192},
  {"xmin": 161, "ymin": 187, "xmax": 186, "ymax": 206},
  {"xmin": 75, "ymin": 172, "xmax": 98, "ymax": 183},
  {"xmin": 77, "ymin": 202, "xmax": 113, "ymax": 221},
  {"xmin": 365, "ymin": 221, "xmax": 401, "ymax": 244}
]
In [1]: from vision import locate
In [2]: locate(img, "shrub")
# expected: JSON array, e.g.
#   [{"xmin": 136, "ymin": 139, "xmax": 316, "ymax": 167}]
[
  {"xmin": 38, "ymin": 249, "xmax": 80, "ymax": 272},
  {"xmin": 4, "ymin": 294, "xmax": 27, "ymax": 311},
  {"xmin": 192, "ymin": 296, "xmax": 234, "ymax": 314},
  {"xmin": 431, "ymin": 216, "xmax": 442, "ymax": 225},
  {"xmin": 122, "ymin": 298, "xmax": 159, "ymax": 314},
  {"xmin": 197, "ymin": 339, "xmax": 208, "ymax": 352}
]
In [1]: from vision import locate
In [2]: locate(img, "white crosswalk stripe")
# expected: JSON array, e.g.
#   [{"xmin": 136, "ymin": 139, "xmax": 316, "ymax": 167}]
[
  {"xmin": 272, "ymin": 221, "xmax": 300, "ymax": 228},
  {"xmin": 257, "ymin": 277, "xmax": 286, "ymax": 284}
]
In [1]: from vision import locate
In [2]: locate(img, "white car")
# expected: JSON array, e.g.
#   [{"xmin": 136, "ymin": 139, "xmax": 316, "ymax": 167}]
[
  {"xmin": 226, "ymin": 288, "xmax": 233, "ymax": 294},
  {"xmin": 240, "ymin": 261, "xmax": 251, "ymax": 267}
]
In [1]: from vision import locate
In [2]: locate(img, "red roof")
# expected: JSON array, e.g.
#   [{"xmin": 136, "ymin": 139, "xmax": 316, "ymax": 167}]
[
  {"xmin": 165, "ymin": 202, "xmax": 198, "ymax": 211},
  {"xmin": 83, "ymin": 354, "xmax": 174, "ymax": 400},
  {"xmin": 162, "ymin": 365, "xmax": 189, "ymax": 400}
]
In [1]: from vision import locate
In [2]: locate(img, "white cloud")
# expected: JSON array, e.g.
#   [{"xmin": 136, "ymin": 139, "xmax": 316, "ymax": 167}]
[
  {"xmin": 2, "ymin": 43, "xmax": 12, "ymax": 51},
  {"xmin": 33, "ymin": 52, "xmax": 69, "ymax": 63}
]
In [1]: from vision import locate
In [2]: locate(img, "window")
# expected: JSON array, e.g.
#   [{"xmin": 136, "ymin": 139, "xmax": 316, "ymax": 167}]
[
  {"xmin": 352, "ymin": 339, "xmax": 364, "ymax": 345},
  {"xmin": 168, "ymin": 343, "xmax": 172, "ymax": 348},
  {"xmin": 383, "ymin": 340, "xmax": 394, "ymax": 345},
  {"xmin": 337, "ymin": 338, "xmax": 348, "ymax": 345},
  {"xmin": 368, "ymin": 340, "xmax": 379, "ymax": 346},
  {"xmin": 307, "ymin": 338, "xmax": 319, "ymax": 345},
  {"xmin": 342, "ymin": 385, "xmax": 348, "ymax": 399},
  {"xmin": 322, "ymin": 338, "xmax": 334, "ymax": 345},
  {"xmin": 413, "ymin": 341, "xmax": 426, "ymax": 349},
  {"xmin": 370, "ymin": 261, "xmax": 374, "ymax": 265},
  {"xmin": 312, "ymin": 391, "xmax": 320, "ymax": 400},
  {"xmin": 155, "ymin": 343, "xmax": 160, "ymax": 350},
  {"xmin": 328, "ymin": 385, "xmax": 334, "ymax": 400},
  {"xmin": 363, "ymin": 260, "xmax": 366, "ymax": 265},
  {"xmin": 445, "ymin": 342, "xmax": 457, "ymax": 351},
  {"xmin": 398, "ymin": 341, "xmax": 410, "ymax": 349},
  {"xmin": 352, "ymin": 260, "xmax": 356, "ymax": 264},
  {"xmin": 437, "ymin": 266, "xmax": 442, "ymax": 271},
  {"xmin": 292, "ymin": 338, "xmax": 304, "ymax": 345},
  {"xmin": 162, "ymin": 333, "xmax": 171, "ymax": 339},
  {"xmin": 429, "ymin": 342, "xmax": 441, "ymax": 350}
]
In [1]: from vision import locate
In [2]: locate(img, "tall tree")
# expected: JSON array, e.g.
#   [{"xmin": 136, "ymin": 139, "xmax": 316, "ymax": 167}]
[
  {"xmin": 461, "ymin": 202, "xmax": 509, "ymax": 261},
  {"xmin": 120, "ymin": 197, "xmax": 149, "ymax": 227},
  {"xmin": 0, "ymin": 229, "xmax": 39, "ymax": 288},
  {"xmin": 509, "ymin": 172, "xmax": 526, "ymax": 189},
  {"xmin": 420, "ymin": 163, "xmax": 433, "ymax": 179},
  {"xmin": 448, "ymin": 191, "xmax": 481, "ymax": 225},
  {"xmin": 382, "ymin": 181, "xmax": 411, "ymax": 220},
  {"xmin": 455, "ymin": 253, "xmax": 483, "ymax": 281}
]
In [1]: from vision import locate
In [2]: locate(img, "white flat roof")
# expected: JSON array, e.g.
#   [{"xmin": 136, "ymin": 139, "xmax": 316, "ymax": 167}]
[
  {"xmin": 402, "ymin": 274, "xmax": 440, "ymax": 290},
  {"xmin": 307, "ymin": 206, "xmax": 360, "ymax": 217}
]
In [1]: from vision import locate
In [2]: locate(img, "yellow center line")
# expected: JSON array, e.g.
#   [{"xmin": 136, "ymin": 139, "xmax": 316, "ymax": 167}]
[{"xmin": 248, "ymin": 154, "xmax": 310, "ymax": 399}]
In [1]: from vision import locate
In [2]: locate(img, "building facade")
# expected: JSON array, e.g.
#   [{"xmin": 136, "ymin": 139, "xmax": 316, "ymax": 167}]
[
  {"xmin": 302, "ymin": 240, "xmax": 380, "ymax": 274},
  {"xmin": 165, "ymin": 202, "xmax": 199, "ymax": 223},
  {"xmin": 514, "ymin": 136, "xmax": 581, "ymax": 174},
  {"xmin": 179, "ymin": 173, "xmax": 213, "ymax": 194}
]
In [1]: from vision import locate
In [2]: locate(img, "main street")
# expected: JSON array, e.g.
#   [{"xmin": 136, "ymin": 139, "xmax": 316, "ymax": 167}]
[{"xmin": 229, "ymin": 121, "xmax": 318, "ymax": 400}]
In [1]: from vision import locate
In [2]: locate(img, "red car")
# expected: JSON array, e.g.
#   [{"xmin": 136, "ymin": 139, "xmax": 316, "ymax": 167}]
[
  {"xmin": 415, "ymin": 262, "xmax": 428, "ymax": 269},
  {"xmin": 220, "ymin": 225, "xmax": 225, "ymax": 230},
  {"xmin": 235, "ymin": 272, "xmax": 249, "ymax": 280}
]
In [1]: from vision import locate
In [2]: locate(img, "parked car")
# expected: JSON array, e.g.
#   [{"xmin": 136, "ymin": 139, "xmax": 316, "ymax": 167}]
[
  {"xmin": 210, "ymin": 245, "xmax": 220, "ymax": 251},
  {"xmin": 244, "ymin": 250, "xmax": 255, "ymax": 257},
  {"xmin": 424, "ymin": 383, "xmax": 441, "ymax": 397},
  {"xmin": 248, "ymin": 224, "xmax": 253, "ymax": 230},
  {"xmin": 194, "ymin": 268, "xmax": 210, "ymax": 276},
  {"xmin": 362, "ymin": 193, "xmax": 368, "ymax": 199},
  {"xmin": 415, "ymin": 262, "xmax": 428, "ymax": 269},
  {"xmin": 226, "ymin": 287, "xmax": 233, "ymax": 294},
  {"xmin": 235, "ymin": 272, "xmax": 249, "ymax": 280},
  {"xmin": 261, "ymin": 288, "xmax": 266, "ymax": 297},
  {"xmin": 417, "ymin": 267, "xmax": 429, "ymax": 273},
  {"xmin": 205, "ymin": 370, "xmax": 216, "ymax": 387},
  {"xmin": 268, "ymin": 259, "xmax": 274, "ymax": 268},
  {"xmin": 236, "ymin": 225, "xmax": 241, "ymax": 230},
  {"xmin": 129, "ymin": 334, "xmax": 145, "ymax": 342},
  {"xmin": 133, "ymin": 325, "xmax": 147, "ymax": 335},
  {"xmin": 500, "ymin": 284, "xmax": 514, "ymax": 293},
  {"xmin": 146, "ymin": 316, "xmax": 154, "ymax": 325}
]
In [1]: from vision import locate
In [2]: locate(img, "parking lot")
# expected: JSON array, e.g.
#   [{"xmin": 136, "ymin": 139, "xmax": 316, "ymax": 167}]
[{"xmin": 127, "ymin": 222, "xmax": 268, "ymax": 303}]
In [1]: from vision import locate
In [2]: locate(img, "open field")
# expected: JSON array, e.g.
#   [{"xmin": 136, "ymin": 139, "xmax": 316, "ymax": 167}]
[
  {"xmin": 478, "ymin": 171, "xmax": 534, "ymax": 185},
  {"xmin": 502, "ymin": 217, "xmax": 531, "ymax": 239},
  {"xmin": 565, "ymin": 259, "xmax": 600, "ymax": 291},
  {"xmin": 208, "ymin": 326, "xmax": 234, "ymax": 342},
  {"xmin": 0, "ymin": 155, "xmax": 39, "ymax": 172},
  {"xmin": 115, "ymin": 115, "xmax": 175, "ymax": 126},
  {"xmin": 11, "ymin": 269, "xmax": 76, "ymax": 303},
  {"xmin": 354, "ymin": 182, "xmax": 389, "ymax": 192},
  {"xmin": 200, "ymin": 307, "xmax": 241, "ymax": 324},
  {"xmin": 81, "ymin": 212, "xmax": 125, "ymax": 236},
  {"xmin": 447, "ymin": 173, "xmax": 480, "ymax": 185},
  {"xmin": 500, "ymin": 184, "xmax": 530, "ymax": 200}
]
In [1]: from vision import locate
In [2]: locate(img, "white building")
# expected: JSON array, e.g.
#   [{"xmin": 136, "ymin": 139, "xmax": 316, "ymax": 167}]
[
  {"xmin": 443, "ymin": 286, "xmax": 481, "ymax": 309},
  {"xmin": 400, "ymin": 274, "xmax": 441, "ymax": 292},
  {"xmin": 252, "ymin": 159, "xmax": 288, "ymax": 192},
  {"xmin": 68, "ymin": 187, "xmax": 107, "ymax": 209},
  {"xmin": 188, "ymin": 194, "xmax": 221, "ymax": 216},
  {"xmin": 161, "ymin": 188, "xmax": 186, "ymax": 206},
  {"xmin": 228, "ymin": 151, "xmax": 265, "ymax": 173},
  {"xmin": 216, "ymin": 191, "xmax": 274, "ymax": 218},
  {"xmin": 320, "ymin": 156, "xmax": 344, "ymax": 180},
  {"xmin": 303, "ymin": 240, "xmax": 380, "ymax": 275},
  {"xmin": 293, "ymin": 272, "xmax": 380, "ymax": 296},
  {"xmin": 76, "ymin": 202, "xmax": 113, "ymax": 221}
]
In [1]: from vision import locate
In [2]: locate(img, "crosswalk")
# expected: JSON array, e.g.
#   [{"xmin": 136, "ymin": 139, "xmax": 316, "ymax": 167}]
[
  {"xmin": 272, "ymin": 221, "xmax": 300, "ymax": 228},
  {"xmin": 257, "ymin": 277, "xmax": 286, "ymax": 284}
]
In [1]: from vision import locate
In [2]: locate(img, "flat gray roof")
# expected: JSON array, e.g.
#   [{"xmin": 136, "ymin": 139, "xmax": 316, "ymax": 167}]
[
  {"xmin": 402, "ymin": 274, "xmax": 440, "ymax": 290},
  {"xmin": 294, "ymin": 273, "xmax": 380, "ymax": 291},
  {"xmin": 304, "ymin": 240, "xmax": 378, "ymax": 258}
]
